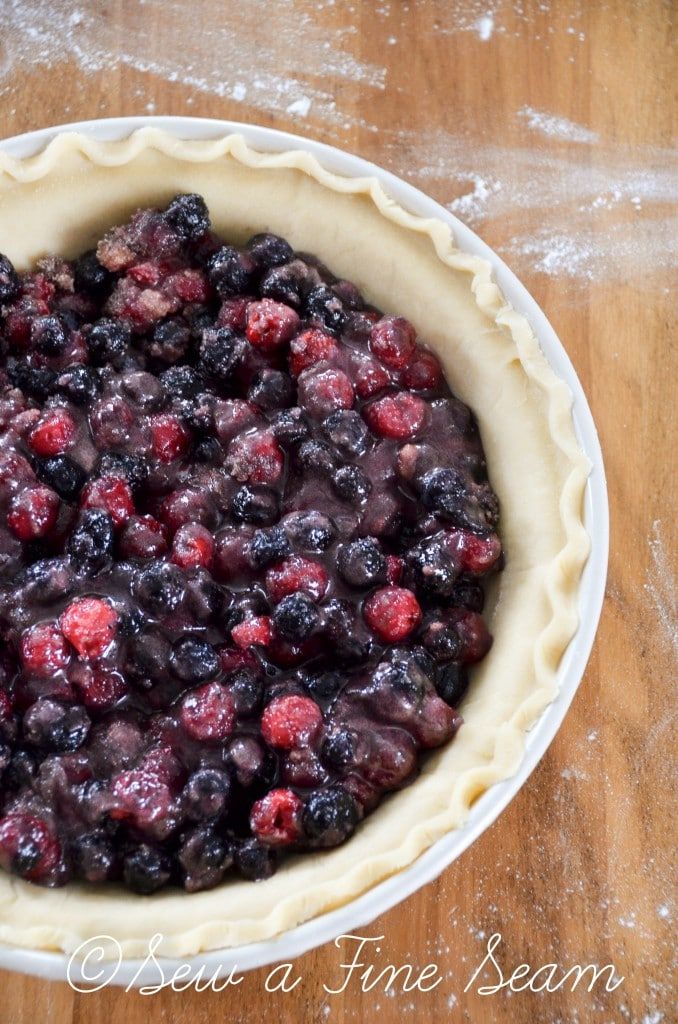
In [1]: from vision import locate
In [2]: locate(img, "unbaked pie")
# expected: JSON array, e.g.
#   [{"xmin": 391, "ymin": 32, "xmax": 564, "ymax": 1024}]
[{"xmin": 0, "ymin": 129, "xmax": 589, "ymax": 955}]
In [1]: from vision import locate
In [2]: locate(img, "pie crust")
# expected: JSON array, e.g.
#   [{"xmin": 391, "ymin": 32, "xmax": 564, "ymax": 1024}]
[{"xmin": 0, "ymin": 128, "xmax": 590, "ymax": 956}]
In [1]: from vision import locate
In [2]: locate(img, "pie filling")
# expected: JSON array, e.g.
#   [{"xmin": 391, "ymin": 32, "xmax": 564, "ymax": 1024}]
[{"xmin": 0, "ymin": 194, "xmax": 502, "ymax": 895}]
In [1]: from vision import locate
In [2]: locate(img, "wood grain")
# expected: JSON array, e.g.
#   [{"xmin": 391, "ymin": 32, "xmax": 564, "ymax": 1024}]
[{"xmin": 0, "ymin": 2, "xmax": 675, "ymax": 1022}]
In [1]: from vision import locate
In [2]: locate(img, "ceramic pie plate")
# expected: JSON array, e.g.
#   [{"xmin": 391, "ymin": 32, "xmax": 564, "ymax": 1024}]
[{"xmin": 0, "ymin": 117, "xmax": 608, "ymax": 986}]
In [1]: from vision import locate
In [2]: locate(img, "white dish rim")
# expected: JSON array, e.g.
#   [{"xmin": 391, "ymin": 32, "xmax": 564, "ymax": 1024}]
[{"xmin": 0, "ymin": 115, "xmax": 608, "ymax": 987}]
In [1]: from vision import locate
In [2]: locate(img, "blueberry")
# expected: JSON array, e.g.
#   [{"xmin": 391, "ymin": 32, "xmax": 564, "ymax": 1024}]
[
  {"xmin": 164, "ymin": 193, "xmax": 210, "ymax": 241},
  {"xmin": 419, "ymin": 467, "xmax": 496, "ymax": 532},
  {"xmin": 35, "ymin": 455, "xmax": 87, "ymax": 501},
  {"xmin": 183, "ymin": 768, "xmax": 231, "ymax": 820},
  {"xmin": 3, "ymin": 750, "xmax": 37, "ymax": 791},
  {"xmin": 259, "ymin": 261, "xmax": 311, "ymax": 307},
  {"xmin": 31, "ymin": 314, "xmax": 68, "ymax": 355},
  {"xmin": 435, "ymin": 662, "xmax": 469, "ymax": 706},
  {"xmin": 450, "ymin": 579, "xmax": 485, "ymax": 613},
  {"xmin": 159, "ymin": 364, "xmax": 204, "ymax": 399},
  {"xmin": 405, "ymin": 533, "xmax": 457, "ymax": 597},
  {"xmin": 322, "ymin": 410, "xmax": 369, "ymax": 457},
  {"xmin": 332, "ymin": 464, "xmax": 371, "ymax": 503},
  {"xmin": 0, "ymin": 253, "xmax": 20, "ymax": 304},
  {"xmin": 231, "ymin": 484, "xmax": 279, "ymax": 525},
  {"xmin": 272, "ymin": 592, "xmax": 319, "ymax": 641},
  {"xmin": 302, "ymin": 788, "xmax": 359, "ymax": 847},
  {"xmin": 184, "ymin": 571, "xmax": 228, "ymax": 622},
  {"xmin": 206, "ymin": 245, "xmax": 255, "ymax": 298},
  {"xmin": 123, "ymin": 844, "xmax": 171, "ymax": 894},
  {"xmin": 67, "ymin": 510, "xmax": 114, "ymax": 576},
  {"xmin": 246, "ymin": 232, "xmax": 294, "ymax": 268},
  {"xmin": 54, "ymin": 364, "xmax": 101, "ymax": 405},
  {"xmin": 6, "ymin": 359, "xmax": 56, "ymax": 401},
  {"xmin": 304, "ymin": 285, "xmax": 347, "ymax": 333},
  {"xmin": 86, "ymin": 318, "xmax": 131, "ymax": 366},
  {"xmin": 193, "ymin": 436, "xmax": 223, "ymax": 463},
  {"xmin": 304, "ymin": 671, "xmax": 343, "ymax": 702},
  {"xmin": 229, "ymin": 669, "xmax": 264, "ymax": 716},
  {"xmin": 98, "ymin": 452, "xmax": 149, "ymax": 494},
  {"xmin": 23, "ymin": 699, "xmax": 91, "ymax": 753},
  {"xmin": 338, "ymin": 537, "xmax": 387, "ymax": 588},
  {"xmin": 71, "ymin": 831, "xmax": 116, "ymax": 882},
  {"xmin": 170, "ymin": 637, "xmax": 220, "ymax": 683},
  {"xmin": 16, "ymin": 557, "xmax": 74, "ymax": 602},
  {"xmin": 321, "ymin": 729, "xmax": 360, "ymax": 769},
  {"xmin": 249, "ymin": 526, "xmax": 291, "ymax": 568},
  {"xmin": 321, "ymin": 598, "xmax": 372, "ymax": 663},
  {"xmin": 199, "ymin": 326, "xmax": 246, "ymax": 380},
  {"xmin": 282, "ymin": 510, "xmax": 335, "ymax": 552},
  {"xmin": 270, "ymin": 407, "xmax": 310, "ymax": 446},
  {"xmin": 135, "ymin": 560, "xmax": 185, "ymax": 614},
  {"xmin": 234, "ymin": 838, "xmax": 277, "ymax": 880},
  {"xmin": 128, "ymin": 631, "xmax": 172, "ymax": 680},
  {"xmin": 373, "ymin": 657, "xmax": 428, "ymax": 703},
  {"xmin": 149, "ymin": 318, "xmax": 191, "ymax": 364},
  {"xmin": 74, "ymin": 249, "xmax": 114, "ymax": 296},
  {"xmin": 297, "ymin": 439, "xmax": 335, "ymax": 475},
  {"xmin": 248, "ymin": 368, "xmax": 294, "ymax": 410},
  {"xmin": 179, "ymin": 825, "xmax": 232, "ymax": 892},
  {"xmin": 422, "ymin": 616, "xmax": 463, "ymax": 661}
]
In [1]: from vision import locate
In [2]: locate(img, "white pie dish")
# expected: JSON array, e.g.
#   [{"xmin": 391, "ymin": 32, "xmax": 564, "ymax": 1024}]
[{"xmin": 0, "ymin": 116, "xmax": 607, "ymax": 986}]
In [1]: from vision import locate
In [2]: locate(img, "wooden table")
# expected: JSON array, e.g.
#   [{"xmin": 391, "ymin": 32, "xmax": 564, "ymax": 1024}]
[{"xmin": 0, "ymin": 2, "xmax": 675, "ymax": 1021}]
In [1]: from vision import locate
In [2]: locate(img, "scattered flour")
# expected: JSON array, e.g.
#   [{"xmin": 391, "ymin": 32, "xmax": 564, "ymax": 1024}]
[
  {"xmin": 475, "ymin": 13, "xmax": 495, "ymax": 42},
  {"xmin": 0, "ymin": 0, "xmax": 386, "ymax": 126},
  {"xmin": 518, "ymin": 105, "xmax": 600, "ymax": 144},
  {"xmin": 644, "ymin": 520, "xmax": 678, "ymax": 658}
]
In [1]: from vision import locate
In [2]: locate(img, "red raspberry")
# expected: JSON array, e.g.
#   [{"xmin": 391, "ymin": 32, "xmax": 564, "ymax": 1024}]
[
  {"xmin": 214, "ymin": 399, "xmax": 259, "ymax": 443},
  {"xmin": 180, "ymin": 681, "xmax": 236, "ymax": 741},
  {"xmin": 218, "ymin": 646, "xmax": 260, "ymax": 676},
  {"xmin": 225, "ymin": 429, "xmax": 284, "ymax": 485},
  {"xmin": 250, "ymin": 788, "xmax": 303, "ymax": 845},
  {"xmin": 60, "ymin": 597, "xmax": 118, "ymax": 659},
  {"xmin": 298, "ymin": 367, "xmax": 354, "ymax": 419},
  {"xmin": 352, "ymin": 353, "xmax": 391, "ymax": 398},
  {"xmin": 7, "ymin": 485, "xmax": 60, "ymax": 540},
  {"xmin": 217, "ymin": 296, "xmax": 252, "ymax": 331},
  {"xmin": 0, "ymin": 813, "xmax": 61, "ymax": 882},
  {"xmin": 171, "ymin": 523, "xmax": 215, "ymax": 569},
  {"xmin": 0, "ymin": 690, "xmax": 12, "ymax": 721},
  {"xmin": 266, "ymin": 556, "xmax": 329, "ymax": 602},
  {"xmin": 402, "ymin": 349, "xmax": 442, "ymax": 390},
  {"xmin": 0, "ymin": 451, "xmax": 36, "ymax": 501},
  {"xmin": 385, "ymin": 555, "xmax": 404, "ymax": 585},
  {"xmin": 363, "ymin": 586, "xmax": 422, "ymax": 642},
  {"xmin": 369, "ymin": 316, "xmax": 417, "ymax": 369},
  {"xmin": 20, "ymin": 621, "xmax": 70, "ymax": 676},
  {"xmin": 288, "ymin": 328, "xmax": 339, "ymax": 376},
  {"xmin": 80, "ymin": 474, "xmax": 134, "ymax": 527},
  {"xmin": 363, "ymin": 392, "xmax": 429, "ymax": 439},
  {"xmin": 260, "ymin": 694, "xmax": 323, "ymax": 750},
  {"xmin": 246, "ymin": 299, "xmax": 300, "ymax": 351},
  {"xmin": 110, "ymin": 768, "xmax": 174, "ymax": 829},
  {"xmin": 214, "ymin": 526, "xmax": 254, "ymax": 582},
  {"xmin": 231, "ymin": 615, "xmax": 273, "ymax": 649},
  {"xmin": 168, "ymin": 267, "xmax": 210, "ymax": 303},
  {"xmin": 159, "ymin": 488, "xmax": 215, "ymax": 533},
  {"xmin": 28, "ymin": 408, "xmax": 77, "ymax": 456},
  {"xmin": 149, "ymin": 414, "xmax": 191, "ymax": 462},
  {"xmin": 455, "ymin": 610, "xmax": 493, "ymax": 664},
  {"xmin": 71, "ymin": 664, "xmax": 127, "ymax": 710},
  {"xmin": 118, "ymin": 514, "xmax": 168, "ymax": 559},
  {"xmin": 448, "ymin": 529, "xmax": 501, "ymax": 574}
]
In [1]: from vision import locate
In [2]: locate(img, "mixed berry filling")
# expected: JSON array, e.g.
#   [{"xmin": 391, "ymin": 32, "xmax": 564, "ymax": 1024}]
[{"xmin": 0, "ymin": 195, "xmax": 502, "ymax": 894}]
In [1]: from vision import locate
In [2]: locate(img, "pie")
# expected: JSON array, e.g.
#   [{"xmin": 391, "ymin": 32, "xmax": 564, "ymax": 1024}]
[{"xmin": 0, "ymin": 129, "xmax": 590, "ymax": 956}]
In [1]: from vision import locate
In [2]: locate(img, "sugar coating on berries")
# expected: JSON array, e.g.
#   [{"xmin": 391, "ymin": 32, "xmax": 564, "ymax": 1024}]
[
  {"xmin": 363, "ymin": 392, "xmax": 429, "ymax": 439},
  {"xmin": 245, "ymin": 299, "xmax": 300, "ymax": 351},
  {"xmin": 180, "ymin": 681, "xmax": 236, "ymax": 742}
]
